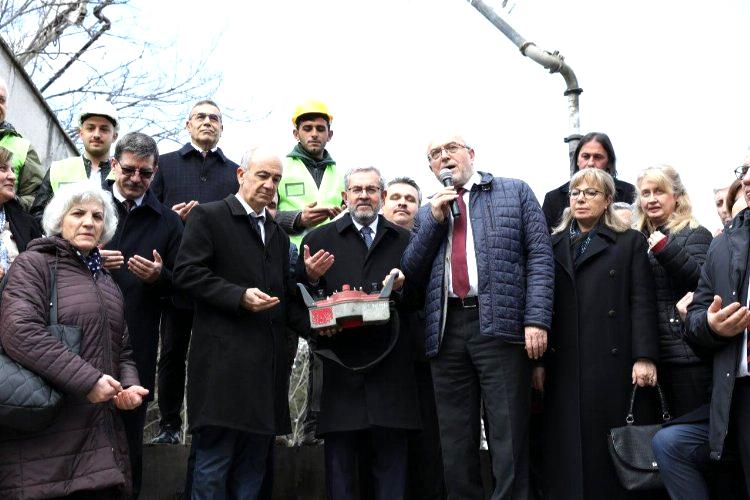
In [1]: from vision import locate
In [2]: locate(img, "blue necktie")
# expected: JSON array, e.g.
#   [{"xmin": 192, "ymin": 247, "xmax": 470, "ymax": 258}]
[{"xmin": 360, "ymin": 226, "xmax": 373, "ymax": 249}]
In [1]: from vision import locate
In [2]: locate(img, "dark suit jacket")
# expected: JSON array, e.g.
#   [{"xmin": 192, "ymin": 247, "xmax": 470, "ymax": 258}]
[
  {"xmin": 297, "ymin": 214, "xmax": 420, "ymax": 434},
  {"xmin": 542, "ymin": 177, "xmax": 636, "ymax": 231},
  {"xmin": 102, "ymin": 186, "xmax": 183, "ymax": 396},
  {"xmin": 151, "ymin": 143, "xmax": 239, "ymax": 208},
  {"xmin": 174, "ymin": 195, "xmax": 308, "ymax": 435},
  {"xmin": 5, "ymin": 198, "xmax": 42, "ymax": 253}
]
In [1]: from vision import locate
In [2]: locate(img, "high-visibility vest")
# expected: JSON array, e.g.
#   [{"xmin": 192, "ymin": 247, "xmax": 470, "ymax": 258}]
[
  {"xmin": 0, "ymin": 133, "xmax": 30, "ymax": 189},
  {"xmin": 278, "ymin": 157, "xmax": 344, "ymax": 247},
  {"xmin": 49, "ymin": 156, "xmax": 116, "ymax": 193}
]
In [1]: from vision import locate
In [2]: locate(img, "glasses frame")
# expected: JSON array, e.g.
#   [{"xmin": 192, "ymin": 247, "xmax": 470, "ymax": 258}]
[
  {"xmin": 346, "ymin": 186, "xmax": 382, "ymax": 196},
  {"xmin": 734, "ymin": 165, "xmax": 749, "ymax": 180},
  {"xmin": 569, "ymin": 188, "xmax": 604, "ymax": 200},
  {"xmin": 120, "ymin": 166, "xmax": 155, "ymax": 180},
  {"xmin": 427, "ymin": 143, "xmax": 470, "ymax": 161},
  {"xmin": 190, "ymin": 112, "xmax": 222, "ymax": 123}
]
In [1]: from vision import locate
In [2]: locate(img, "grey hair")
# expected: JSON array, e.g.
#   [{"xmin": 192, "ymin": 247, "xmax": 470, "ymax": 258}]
[
  {"xmin": 188, "ymin": 99, "xmax": 221, "ymax": 120},
  {"xmin": 239, "ymin": 146, "xmax": 282, "ymax": 172},
  {"xmin": 552, "ymin": 168, "xmax": 630, "ymax": 234},
  {"xmin": 343, "ymin": 166, "xmax": 385, "ymax": 191},
  {"xmin": 42, "ymin": 183, "xmax": 119, "ymax": 245},
  {"xmin": 114, "ymin": 132, "xmax": 159, "ymax": 165}
]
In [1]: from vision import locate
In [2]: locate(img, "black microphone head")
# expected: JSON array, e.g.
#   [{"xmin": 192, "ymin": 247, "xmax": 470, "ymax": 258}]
[{"xmin": 438, "ymin": 168, "xmax": 453, "ymax": 184}]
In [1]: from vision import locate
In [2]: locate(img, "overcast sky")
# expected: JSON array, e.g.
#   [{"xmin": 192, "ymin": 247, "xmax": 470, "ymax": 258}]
[{"xmin": 135, "ymin": 0, "xmax": 750, "ymax": 231}]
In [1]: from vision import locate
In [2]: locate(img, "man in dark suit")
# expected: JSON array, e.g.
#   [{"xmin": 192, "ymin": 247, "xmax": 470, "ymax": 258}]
[
  {"xmin": 98, "ymin": 132, "xmax": 183, "ymax": 496},
  {"xmin": 297, "ymin": 166, "xmax": 420, "ymax": 499},
  {"xmin": 173, "ymin": 147, "xmax": 308, "ymax": 498},
  {"xmin": 150, "ymin": 99, "xmax": 239, "ymax": 444}
]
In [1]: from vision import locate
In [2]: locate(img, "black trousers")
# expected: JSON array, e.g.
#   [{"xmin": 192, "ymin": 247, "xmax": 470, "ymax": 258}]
[
  {"xmin": 431, "ymin": 305, "xmax": 530, "ymax": 500},
  {"xmin": 120, "ymin": 404, "xmax": 148, "ymax": 497},
  {"xmin": 325, "ymin": 428, "xmax": 408, "ymax": 500},
  {"xmin": 407, "ymin": 361, "xmax": 446, "ymax": 500},
  {"xmin": 731, "ymin": 378, "xmax": 750, "ymax": 496},
  {"xmin": 660, "ymin": 362, "xmax": 712, "ymax": 419},
  {"xmin": 156, "ymin": 302, "xmax": 193, "ymax": 430}
]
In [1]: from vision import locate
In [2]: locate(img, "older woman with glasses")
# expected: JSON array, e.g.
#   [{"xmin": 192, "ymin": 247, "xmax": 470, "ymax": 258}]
[
  {"xmin": 633, "ymin": 165, "xmax": 713, "ymax": 420},
  {"xmin": 542, "ymin": 168, "xmax": 658, "ymax": 499},
  {"xmin": 0, "ymin": 183, "xmax": 147, "ymax": 499}
]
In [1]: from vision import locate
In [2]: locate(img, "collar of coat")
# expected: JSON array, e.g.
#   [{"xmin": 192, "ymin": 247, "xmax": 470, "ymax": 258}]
[
  {"xmin": 334, "ymin": 212, "xmax": 403, "ymax": 241},
  {"xmin": 105, "ymin": 181, "xmax": 167, "ymax": 216},
  {"xmin": 224, "ymin": 194, "xmax": 279, "ymax": 244},
  {"xmin": 177, "ymin": 142, "xmax": 230, "ymax": 163}
]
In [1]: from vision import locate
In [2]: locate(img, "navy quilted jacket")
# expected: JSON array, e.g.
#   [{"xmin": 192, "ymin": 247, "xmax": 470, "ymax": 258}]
[{"xmin": 401, "ymin": 172, "xmax": 554, "ymax": 358}]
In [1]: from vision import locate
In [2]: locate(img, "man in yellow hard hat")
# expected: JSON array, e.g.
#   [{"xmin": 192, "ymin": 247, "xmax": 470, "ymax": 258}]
[
  {"xmin": 276, "ymin": 100, "xmax": 344, "ymax": 248},
  {"xmin": 0, "ymin": 77, "xmax": 44, "ymax": 211},
  {"xmin": 30, "ymin": 99, "xmax": 120, "ymax": 218}
]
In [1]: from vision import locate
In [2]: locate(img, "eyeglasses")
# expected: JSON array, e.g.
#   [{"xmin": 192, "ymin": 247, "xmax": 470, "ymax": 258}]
[
  {"xmin": 120, "ymin": 166, "xmax": 155, "ymax": 179},
  {"xmin": 190, "ymin": 113, "xmax": 221, "ymax": 123},
  {"xmin": 347, "ymin": 186, "xmax": 381, "ymax": 196},
  {"xmin": 427, "ymin": 142, "xmax": 470, "ymax": 161},
  {"xmin": 569, "ymin": 188, "xmax": 604, "ymax": 199},
  {"xmin": 735, "ymin": 165, "xmax": 749, "ymax": 180}
]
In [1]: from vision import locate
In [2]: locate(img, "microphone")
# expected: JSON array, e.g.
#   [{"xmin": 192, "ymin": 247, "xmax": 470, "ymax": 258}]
[{"xmin": 439, "ymin": 168, "xmax": 461, "ymax": 218}]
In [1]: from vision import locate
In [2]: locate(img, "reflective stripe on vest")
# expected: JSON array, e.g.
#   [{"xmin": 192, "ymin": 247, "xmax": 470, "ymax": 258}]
[
  {"xmin": 49, "ymin": 156, "xmax": 116, "ymax": 193},
  {"xmin": 278, "ymin": 157, "xmax": 344, "ymax": 246},
  {"xmin": 0, "ymin": 134, "xmax": 30, "ymax": 188}
]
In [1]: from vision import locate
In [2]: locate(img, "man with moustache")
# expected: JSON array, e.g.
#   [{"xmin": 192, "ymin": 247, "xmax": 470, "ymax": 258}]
[
  {"xmin": 97, "ymin": 132, "xmax": 183, "ymax": 497},
  {"xmin": 298, "ymin": 167, "xmax": 419, "ymax": 499},
  {"xmin": 174, "ymin": 148, "xmax": 308, "ymax": 498},
  {"xmin": 31, "ymin": 100, "xmax": 119, "ymax": 217},
  {"xmin": 652, "ymin": 161, "xmax": 750, "ymax": 499},
  {"xmin": 382, "ymin": 176, "xmax": 446, "ymax": 500},
  {"xmin": 0, "ymin": 77, "xmax": 44, "ymax": 211},
  {"xmin": 277, "ymin": 100, "xmax": 343, "ymax": 248},
  {"xmin": 150, "ymin": 99, "xmax": 239, "ymax": 444},
  {"xmin": 402, "ymin": 135, "xmax": 554, "ymax": 499}
]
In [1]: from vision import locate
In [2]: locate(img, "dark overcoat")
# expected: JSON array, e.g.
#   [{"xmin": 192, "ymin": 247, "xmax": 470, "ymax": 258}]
[
  {"xmin": 173, "ymin": 195, "xmax": 309, "ymax": 435},
  {"xmin": 297, "ymin": 214, "xmax": 420, "ymax": 435},
  {"xmin": 102, "ymin": 186, "xmax": 183, "ymax": 396},
  {"xmin": 543, "ymin": 226, "xmax": 659, "ymax": 500}
]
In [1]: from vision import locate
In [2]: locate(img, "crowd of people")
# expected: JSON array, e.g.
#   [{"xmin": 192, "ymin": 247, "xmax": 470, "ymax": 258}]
[{"xmin": 0, "ymin": 75, "xmax": 748, "ymax": 500}]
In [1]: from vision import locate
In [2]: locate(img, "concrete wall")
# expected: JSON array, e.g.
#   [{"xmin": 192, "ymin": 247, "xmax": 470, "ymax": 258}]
[{"xmin": 0, "ymin": 36, "xmax": 77, "ymax": 166}]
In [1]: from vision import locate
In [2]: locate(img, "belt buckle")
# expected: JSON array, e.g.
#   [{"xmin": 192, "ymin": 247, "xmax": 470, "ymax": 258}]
[{"xmin": 460, "ymin": 297, "xmax": 477, "ymax": 309}]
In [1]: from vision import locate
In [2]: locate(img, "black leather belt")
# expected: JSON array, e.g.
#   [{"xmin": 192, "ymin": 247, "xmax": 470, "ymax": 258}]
[{"xmin": 447, "ymin": 296, "xmax": 478, "ymax": 309}]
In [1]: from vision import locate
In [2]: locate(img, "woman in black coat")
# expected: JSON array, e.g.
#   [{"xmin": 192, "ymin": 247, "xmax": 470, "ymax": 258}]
[
  {"xmin": 634, "ymin": 165, "xmax": 713, "ymax": 418},
  {"xmin": 543, "ymin": 168, "xmax": 659, "ymax": 500},
  {"xmin": 542, "ymin": 132, "xmax": 636, "ymax": 231}
]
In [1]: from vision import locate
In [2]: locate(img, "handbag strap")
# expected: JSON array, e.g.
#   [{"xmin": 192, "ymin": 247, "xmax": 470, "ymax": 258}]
[
  {"xmin": 48, "ymin": 254, "xmax": 60, "ymax": 326},
  {"xmin": 625, "ymin": 383, "xmax": 672, "ymax": 425}
]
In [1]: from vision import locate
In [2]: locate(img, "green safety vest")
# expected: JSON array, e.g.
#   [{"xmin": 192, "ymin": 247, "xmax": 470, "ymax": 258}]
[
  {"xmin": 0, "ymin": 133, "xmax": 30, "ymax": 189},
  {"xmin": 49, "ymin": 156, "xmax": 116, "ymax": 193},
  {"xmin": 278, "ymin": 157, "xmax": 344, "ymax": 247}
]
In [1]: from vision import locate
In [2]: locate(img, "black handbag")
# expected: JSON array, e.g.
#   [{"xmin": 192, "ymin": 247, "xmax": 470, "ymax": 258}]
[
  {"xmin": 0, "ymin": 259, "xmax": 82, "ymax": 432},
  {"xmin": 607, "ymin": 384, "xmax": 672, "ymax": 491}
]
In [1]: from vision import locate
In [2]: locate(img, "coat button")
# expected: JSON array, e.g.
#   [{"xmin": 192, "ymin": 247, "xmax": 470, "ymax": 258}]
[
  {"xmin": 609, "ymin": 269, "xmax": 616, "ymax": 277},
  {"xmin": 610, "ymin": 348, "xmax": 618, "ymax": 355},
  {"xmin": 608, "ymin": 309, "xmax": 616, "ymax": 317},
  {"xmin": 669, "ymin": 318, "xmax": 674, "ymax": 323}
]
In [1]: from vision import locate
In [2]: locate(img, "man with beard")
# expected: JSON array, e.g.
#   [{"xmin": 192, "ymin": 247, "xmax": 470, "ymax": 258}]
[
  {"xmin": 99, "ymin": 132, "xmax": 183, "ymax": 496},
  {"xmin": 382, "ymin": 177, "xmax": 446, "ymax": 500},
  {"xmin": 150, "ymin": 99, "xmax": 239, "ymax": 444},
  {"xmin": 31, "ymin": 100, "xmax": 120, "ymax": 218},
  {"xmin": 297, "ymin": 166, "xmax": 420, "ymax": 499},
  {"xmin": 277, "ymin": 100, "xmax": 343, "ymax": 248}
]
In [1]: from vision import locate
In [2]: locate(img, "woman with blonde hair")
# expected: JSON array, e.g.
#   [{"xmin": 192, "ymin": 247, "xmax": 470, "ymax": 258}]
[
  {"xmin": 543, "ymin": 167, "xmax": 659, "ymax": 499},
  {"xmin": 634, "ymin": 165, "xmax": 713, "ymax": 419}
]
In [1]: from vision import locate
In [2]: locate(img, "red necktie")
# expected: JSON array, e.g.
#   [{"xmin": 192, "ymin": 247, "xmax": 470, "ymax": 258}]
[
  {"xmin": 451, "ymin": 188, "xmax": 469, "ymax": 298},
  {"xmin": 123, "ymin": 199, "xmax": 135, "ymax": 212}
]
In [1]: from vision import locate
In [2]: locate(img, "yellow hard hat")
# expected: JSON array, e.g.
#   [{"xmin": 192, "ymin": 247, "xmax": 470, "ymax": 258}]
[{"xmin": 292, "ymin": 100, "xmax": 332, "ymax": 126}]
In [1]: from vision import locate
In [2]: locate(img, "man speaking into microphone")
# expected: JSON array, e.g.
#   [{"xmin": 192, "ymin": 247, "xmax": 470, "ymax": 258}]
[{"xmin": 401, "ymin": 133, "xmax": 554, "ymax": 499}]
